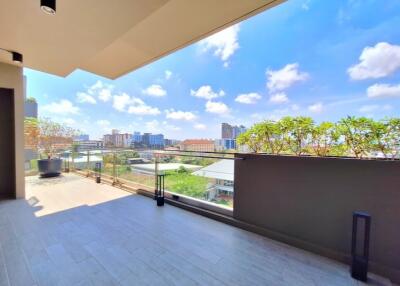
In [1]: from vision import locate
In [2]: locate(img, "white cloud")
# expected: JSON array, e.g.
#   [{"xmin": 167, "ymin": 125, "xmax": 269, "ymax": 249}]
[
  {"xmin": 266, "ymin": 63, "xmax": 309, "ymax": 92},
  {"xmin": 205, "ymin": 101, "xmax": 230, "ymax": 115},
  {"xmin": 42, "ymin": 99, "xmax": 79, "ymax": 115},
  {"xmin": 194, "ymin": 123, "xmax": 207, "ymax": 130},
  {"xmin": 348, "ymin": 42, "xmax": 400, "ymax": 80},
  {"xmin": 128, "ymin": 105, "xmax": 160, "ymax": 116},
  {"xmin": 269, "ymin": 93, "xmax": 289, "ymax": 104},
  {"xmin": 165, "ymin": 70, "xmax": 172, "ymax": 80},
  {"xmin": 96, "ymin": 119, "xmax": 110, "ymax": 127},
  {"xmin": 165, "ymin": 109, "xmax": 197, "ymax": 121},
  {"xmin": 199, "ymin": 24, "xmax": 240, "ymax": 66},
  {"xmin": 367, "ymin": 83, "xmax": 400, "ymax": 98},
  {"xmin": 142, "ymin": 84, "xmax": 167, "ymax": 97},
  {"xmin": 235, "ymin": 93, "xmax": 261, "ymax": 104},
  {"xmin": 145, "ymin": 120, "xmax": 180, "ymax": 132},
  {"xmin": 112, "ymin": 93, "xmax": 160, "ymax": 115},
  {"xmin": 190, "ymin": 85, "xmax": 225, "ymax": 100},
  {"xmin": 86, "ymin": 80, "xmax": 114, "ymax": 102},
  {"xmin": 308, "ymin": 102, "xmax": 324, "ymax": 113},
  {"xmin": 76, "ymin": 92, "xmax": 97, "ymax": 104},
  {"xmin": 113, "ymin": 93, "xmax": 131, "ymax": 112},
  {"xmin": 98, "ymin": 89, "xmax": 112, "ymax": 102}
]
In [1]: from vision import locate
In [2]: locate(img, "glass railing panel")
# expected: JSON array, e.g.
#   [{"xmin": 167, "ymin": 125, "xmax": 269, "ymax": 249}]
[
  {"xmin": 157, "ymin": 152, "xmax": 235, "ymax": 209},
  {"xmin": 115, "ymin": 149, "xmax": 156, "ymax": 191}
]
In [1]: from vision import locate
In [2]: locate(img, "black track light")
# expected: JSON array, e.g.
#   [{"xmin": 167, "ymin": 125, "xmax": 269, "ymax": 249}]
[
  {"xmin": 12, "ymin": 52, "xmax": 23, "ymax": 64},
  {"xmin": 41, "ymin": 0, "xmax": 56, "ymax": 15},
  {"xmin": 0, "ymin": 48, "xmax": 23, "ymax": 64}
]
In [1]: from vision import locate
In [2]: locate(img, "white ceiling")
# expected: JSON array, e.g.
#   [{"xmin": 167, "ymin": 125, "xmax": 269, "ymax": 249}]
[{"xmin": 0, "ymin": 0, "xmax": 284, "ymax": 79}]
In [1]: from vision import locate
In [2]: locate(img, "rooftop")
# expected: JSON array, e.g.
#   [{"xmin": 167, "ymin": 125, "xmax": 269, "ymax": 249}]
[
  {"xmin": 0, "ymin": 174, "xmax": 391, "ymax": 285},
  {"xmin": 182, "ymin": 139, "xmax": 215, "ymax": 145},
  {"xmin": 193, "ymin": 159, "xmax": 234, "ymax": 181}
]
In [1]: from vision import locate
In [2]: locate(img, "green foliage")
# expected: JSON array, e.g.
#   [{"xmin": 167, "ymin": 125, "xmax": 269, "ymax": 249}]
[
  {"xmin": 165, "ymin": 170, "xmax": 208, "ymax": 199},
  {"xmin": 338, "ymin": 116, "xmax": 374, "ymax": 158},
  {"xmin": 181, "ymin": 157, "xmax": 217, "ymax": 166},
  {"xmin": 238, "ymin": 116, "xmax": 400, "ymax": 159},
  {"xmin": 310, "ymin": 121, "xmax": 341, "ymax": 156},
  {"xmin": 25, "ymin": 97, "xmax": 37, "ymax": 103}
]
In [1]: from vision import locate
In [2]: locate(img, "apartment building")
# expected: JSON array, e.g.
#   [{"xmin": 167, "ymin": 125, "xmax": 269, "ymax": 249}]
[{"xmin": 180, "ymin": 139, "xmax": 215, "ymax": 152}]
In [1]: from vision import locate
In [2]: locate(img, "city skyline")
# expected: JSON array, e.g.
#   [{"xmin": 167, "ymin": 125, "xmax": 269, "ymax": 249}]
[{"xmin": 24, "ymin": 0, "xmax": 400, "ymax": 140}]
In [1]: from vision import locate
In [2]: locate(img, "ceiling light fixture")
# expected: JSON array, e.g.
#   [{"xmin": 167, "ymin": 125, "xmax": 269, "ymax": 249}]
[
  {"xmin": 0, "ymin": 48, "xmax": 23, "ymax": 64},
  {"xmin": 41, "ymin": 0, "xmax": 56, "ymax": 15}
]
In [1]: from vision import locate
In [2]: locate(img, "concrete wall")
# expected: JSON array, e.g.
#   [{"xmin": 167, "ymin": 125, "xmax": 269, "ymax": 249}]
[
  {"xmin": 234, "ymin": 154, "xmax": 400, "ymax": 283},
  {"xmin": 0, "ymin": 63, "xmax": 25, "ymax": 198}
]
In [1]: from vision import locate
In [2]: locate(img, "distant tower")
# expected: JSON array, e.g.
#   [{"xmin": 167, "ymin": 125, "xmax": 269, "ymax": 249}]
[{"xmin": 221, "ymin": 123, "xmax": 233, "ymax": 139}]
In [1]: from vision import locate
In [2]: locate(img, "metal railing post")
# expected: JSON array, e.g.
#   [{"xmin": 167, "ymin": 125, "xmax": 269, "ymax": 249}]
[
  {"xmin": 112, "ymin": 150, "xmax": 117, "ymax": 185},
  {"xmin": 154, "ymin": 153, "xmax": 159, "ymax": 200},
  {"xmin": 86, "ymin": 150, "xmax": 90, "ymax": 177}
]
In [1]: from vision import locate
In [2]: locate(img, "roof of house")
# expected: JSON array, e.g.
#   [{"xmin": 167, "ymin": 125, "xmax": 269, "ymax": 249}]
[
  {"xmin": 193, "ymin": 159, "xmax": 234, "ymax": 181},
  {"xmin": 182, "ymin": 139, "xmax": 214, "ymax": 145}
]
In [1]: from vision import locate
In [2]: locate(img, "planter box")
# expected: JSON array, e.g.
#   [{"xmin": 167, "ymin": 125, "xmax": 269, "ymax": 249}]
[
  {"xmin": 38, "ymin": 158, "xmax": 62, "ymax": 178},
  {"xmin": 234, "ymin": 154, "xmax": 400, "ymax": 283}
]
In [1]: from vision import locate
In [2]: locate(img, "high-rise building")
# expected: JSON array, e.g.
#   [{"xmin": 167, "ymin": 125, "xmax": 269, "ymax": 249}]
[
  {"xmin": 103, "ymin": 131, "xmax": 131, "ymax": 147},
  {"xmin": 164, "ymin": 139, "xmax": 181, "ymax": 146},
  {"xmin": 221, "ymin": 123, "xmax": 246, "ymax": 139},
  {"xmin": 221, "ymin": 123, "xmax": 233, "ymax": 139},
  {"xmin": 219, "ymin": 123, "xmax": 247, "ymax": 150},
  {"xmin": 215, "ymin": 139, "xmax": 236, "ymax": 151},
  {"xmin": 132, "ymin": 132, "xmax": 142, "ymax": 143},
  {"xmin": 130, "ymin": 132, "xmax": 164, "ymax": 149}
]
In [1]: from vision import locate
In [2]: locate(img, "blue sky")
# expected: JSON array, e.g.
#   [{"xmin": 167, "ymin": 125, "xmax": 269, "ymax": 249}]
[{"xmin": 24, "ymin": 0, "xmax": 400, "ymax": 140}]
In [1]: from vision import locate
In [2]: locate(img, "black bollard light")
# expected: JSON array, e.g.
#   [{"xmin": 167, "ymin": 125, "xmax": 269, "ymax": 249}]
[
  {"xmin": 350, "ymin": 211, "xmax": 371, "ymax": 282},
  {"xmin": 156, "ymin": 174, "xmax": 165, "ymax": 207},
  {"xmin": 95, "ymin": 162, "xmax": 102, "ymax": 184}
]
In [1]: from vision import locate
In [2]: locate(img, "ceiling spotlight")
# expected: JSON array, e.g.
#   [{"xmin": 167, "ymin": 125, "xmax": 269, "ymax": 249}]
[
  {"xmin": 12, "ymin": 52, "xmax": 23, "ymax": 64},
  {"xmin": 41, "ymin": 0, "xmax": 56, "ymax": 15},
  {"xmin": 0, "ymin": 48, "xmax": 23, "ymax": 64}
]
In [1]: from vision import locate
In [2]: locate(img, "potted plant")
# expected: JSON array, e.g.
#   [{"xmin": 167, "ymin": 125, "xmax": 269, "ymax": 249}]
[{"xmin": 29, "ymin": 118, "xmax": 77, "ymax": 177}]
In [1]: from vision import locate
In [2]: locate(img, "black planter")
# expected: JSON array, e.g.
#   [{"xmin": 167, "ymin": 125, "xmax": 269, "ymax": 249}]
[
  {"xmin": 157, "ymin": 196, "xmax": 164, "ymax": 206},
  {"xmin": 38, "ymin": 158, "xmax": 62, "ymax": 178}
]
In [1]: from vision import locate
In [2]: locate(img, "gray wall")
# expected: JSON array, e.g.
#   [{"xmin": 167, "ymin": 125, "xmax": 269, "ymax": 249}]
[
  {"xmin": 234, "ymin": 154, "xmax": 400, "ymax": 283},
  {"xmin": 0, "ymin": 63, "xmax": 25, "ymax": 198},
  {"xmin": 0, "ymin": 88, "xmax": 16, "ymax": 199}
]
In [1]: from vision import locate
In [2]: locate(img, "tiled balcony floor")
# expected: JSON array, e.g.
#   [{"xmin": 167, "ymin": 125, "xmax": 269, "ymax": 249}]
[{"xmin": 0, "ymin": 174, "xmax": 391, "ymax": 286}]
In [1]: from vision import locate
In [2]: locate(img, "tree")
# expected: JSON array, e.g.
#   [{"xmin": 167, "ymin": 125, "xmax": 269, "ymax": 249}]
[
  {"xmin": 369, "ymin": 118, "xmax": 400, "ymax": 159},
  {"xmin": 24, "ymin": 117, "xmax": 39, "ymax": 150},
  {"xmin": 237, "ymin": 127, "xmax": 263, "ymax": 153},
  {"xmin": 338, "ymin": 116, "xmax": 373, "ymax": 158},
  {"xmin": 35, "ymin": 118, "xmax": 79, "ymax": 158},
  {"xmin": 253, "ymin": 121, "xmax": 285, "ymax": 154},
  {"xmin": 310, "ymin": 122, "xmax": 342, "ymax": 156},
  {"xmin": 281, "ymin": 116, "xmax": 314, "ymax": 156},
  {"xmin": 25, "ymin": 97, "xmax": 37, "ymax": 103}
]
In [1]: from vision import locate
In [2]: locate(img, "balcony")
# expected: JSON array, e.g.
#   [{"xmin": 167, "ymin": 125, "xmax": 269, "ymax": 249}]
[{"xmin": 0, "ymin": 172, "xmax": 391, "ymax": 285}]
